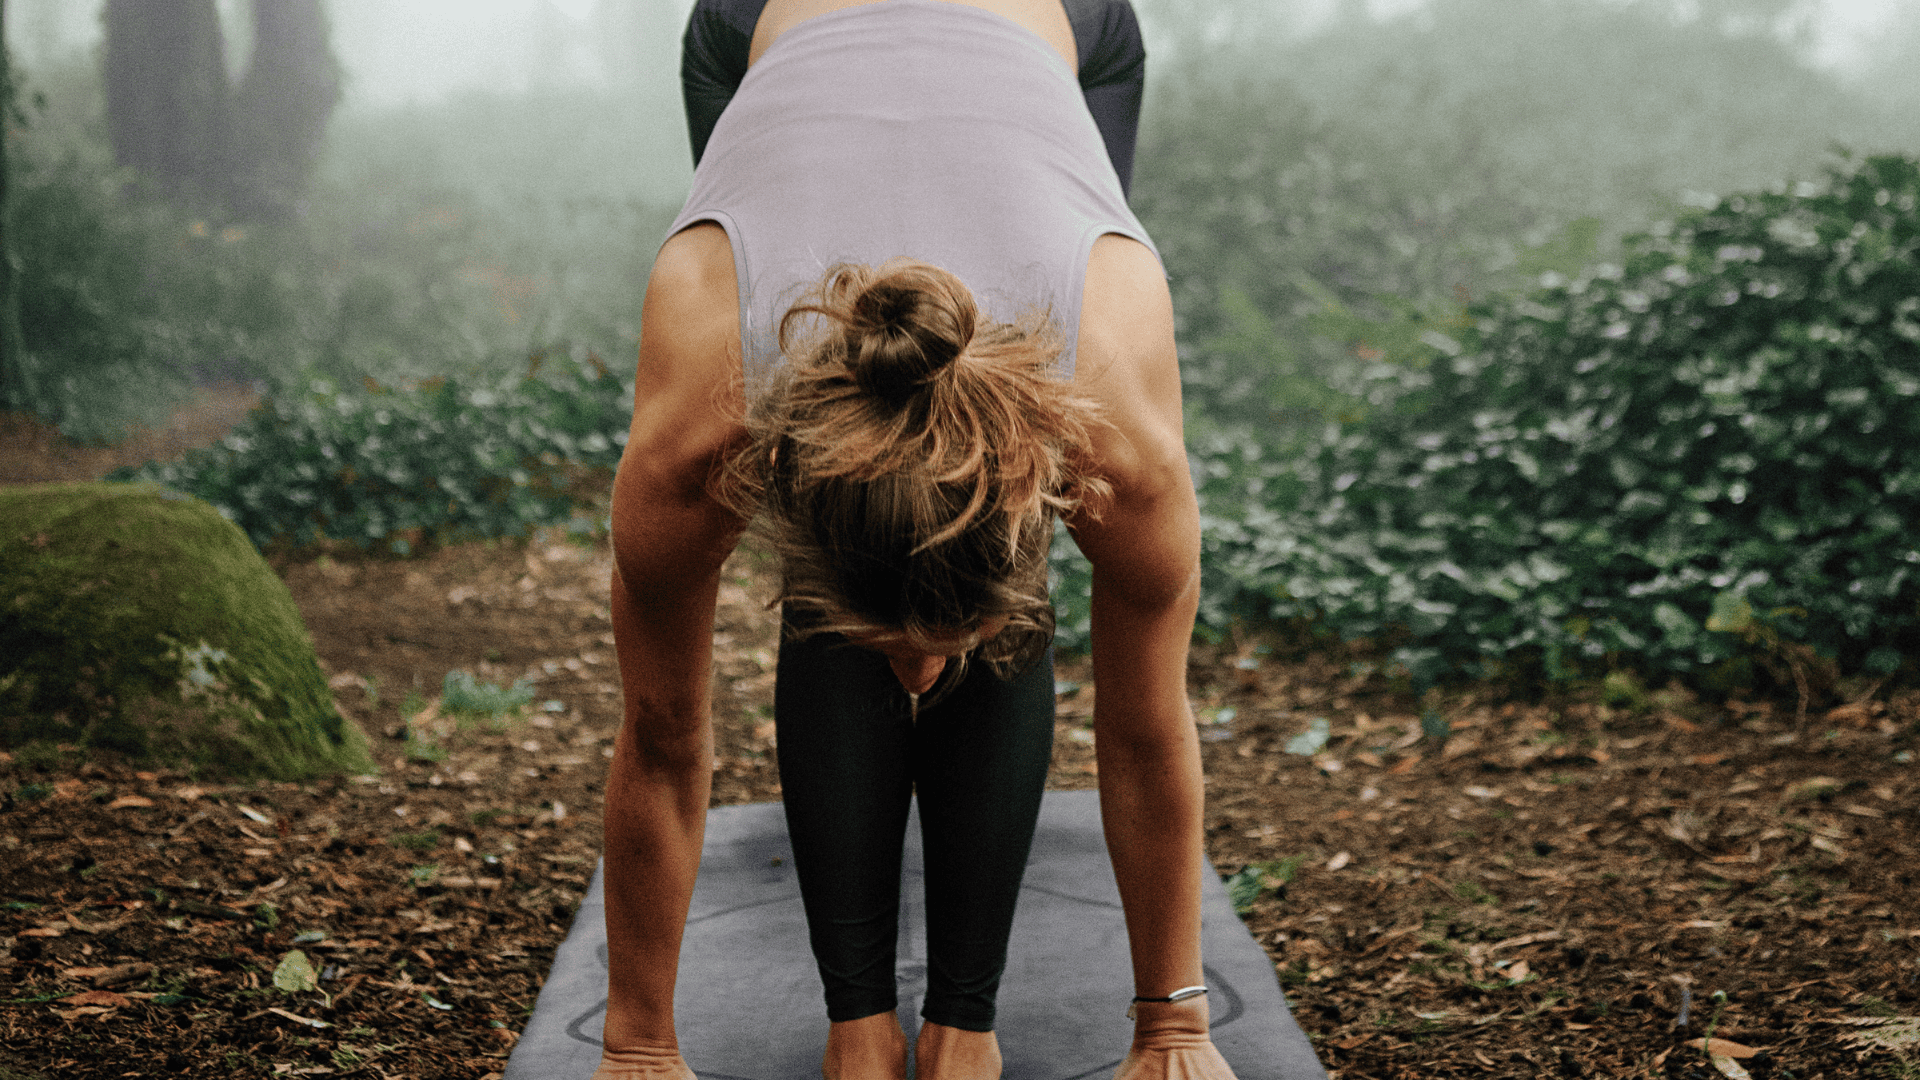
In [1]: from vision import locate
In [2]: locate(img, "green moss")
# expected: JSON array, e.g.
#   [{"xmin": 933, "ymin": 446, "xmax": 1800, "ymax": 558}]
[{"xmin": 0, "ymin": 481, "xmax": 375, "ymax": 779}]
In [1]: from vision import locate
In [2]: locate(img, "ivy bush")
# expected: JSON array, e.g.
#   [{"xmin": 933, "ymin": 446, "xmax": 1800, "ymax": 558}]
[
  {"xmin": 109, "ymin": 354, "xmax": 629, "ymax": 553},
  {"xmin": 1191, "ymin": 153, "xmax": 1919, "ymax": 688}
]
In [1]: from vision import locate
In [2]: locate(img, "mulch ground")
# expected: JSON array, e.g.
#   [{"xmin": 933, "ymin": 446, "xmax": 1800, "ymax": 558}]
[{"xmin": 2, "ymin": 390, "xmax": 1917, "ymax": 1079}]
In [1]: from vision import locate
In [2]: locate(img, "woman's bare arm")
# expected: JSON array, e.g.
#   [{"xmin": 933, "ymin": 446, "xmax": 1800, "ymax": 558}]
[
  {"xmin": 598, "ymin": 223, "xmax": 748, "ymax": 1077},
  {"xmin": 1069, "ymin": 234, "xmax": 1237, "ymax": 1079}
]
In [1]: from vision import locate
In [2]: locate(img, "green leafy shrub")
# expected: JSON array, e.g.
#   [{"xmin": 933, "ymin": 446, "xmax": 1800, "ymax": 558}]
[
  {"xmin": 1200, "ymin": 152, "xmax": 1920, "ymax": 688},
  {"xmin": 440, "ymin": 669, "xmax": 534, "ymax": 724},
  {"xmin": 108, "ymin": 354, "xmax": 628, "ymax": 552}
]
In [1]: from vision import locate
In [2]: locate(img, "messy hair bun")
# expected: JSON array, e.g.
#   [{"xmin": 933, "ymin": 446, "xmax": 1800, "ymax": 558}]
[
  {"xmin": 838, "ymin": 263, "xmax": 977, "ymax": 403},
  {"xmin": 718, "ymin": 259, "xmax": 1110, "ymax": 682}
]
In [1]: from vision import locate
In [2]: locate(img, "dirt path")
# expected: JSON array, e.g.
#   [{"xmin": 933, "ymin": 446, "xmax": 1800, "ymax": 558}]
[{"xmin": 2, "ymin": 394, "xmax": 1917, "ymax": 1078}]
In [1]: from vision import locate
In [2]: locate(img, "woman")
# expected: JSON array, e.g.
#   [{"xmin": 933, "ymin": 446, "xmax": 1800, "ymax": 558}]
[{"xmin": 597, "ymin": 2, "xmax": 1236, "ymax": 1078}]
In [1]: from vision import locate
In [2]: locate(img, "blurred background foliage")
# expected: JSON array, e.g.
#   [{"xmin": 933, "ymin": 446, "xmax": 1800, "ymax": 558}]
[{"xmin": 3, "ymin": 0, "xmax": 1918, "ymax": 692}]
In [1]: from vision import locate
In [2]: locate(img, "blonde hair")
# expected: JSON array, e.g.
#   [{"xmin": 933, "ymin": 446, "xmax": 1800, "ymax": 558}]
[{"xmin": 717, "ymin": 259, "xmax": 1109, "ymax": 677}]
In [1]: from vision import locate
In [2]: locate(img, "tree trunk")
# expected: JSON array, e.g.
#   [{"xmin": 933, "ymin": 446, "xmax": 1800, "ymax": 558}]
[
  {"xmin": 228, "ymin": 0, "xmax": 339, "ymax": 221},
  {"xmin": 1, "ymin": 0, "xmax": 27, "ymax": 409},
  {"xmin": 101, "ymin": 0, "xmax": 230, "ymax": 201}
]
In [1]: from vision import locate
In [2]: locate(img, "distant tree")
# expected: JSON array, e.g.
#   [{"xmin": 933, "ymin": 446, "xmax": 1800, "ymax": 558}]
[
  {"xmin": 1, "ymin": 0, "xmax": 18, "ymax": 407},
  {"xmin": 227, "ymin": 0, "xmax": 340, "ymax": 220},
  {"xmin": 101, "ymin": 0, "xmax": 229, "ymax": 200}
]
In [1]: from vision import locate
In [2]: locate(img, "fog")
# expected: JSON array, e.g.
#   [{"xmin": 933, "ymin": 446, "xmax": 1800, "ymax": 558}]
[
  {"xmin": 8, "ymin": 1, "xmax": 1909, "ymax": 108},
  {"xmin": 6, "ymin": 0, "xmax": 1919, "ymax": 438}
]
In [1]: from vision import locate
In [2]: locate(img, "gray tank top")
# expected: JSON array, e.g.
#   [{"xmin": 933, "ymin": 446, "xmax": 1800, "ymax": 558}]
[{"xmin": 664, "ymin": 0, "xmax": 1159, "ymax": 400}]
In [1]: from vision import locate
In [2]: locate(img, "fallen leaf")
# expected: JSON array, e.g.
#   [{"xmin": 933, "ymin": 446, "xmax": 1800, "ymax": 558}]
[
  {"xmin": 1464, "ymin": 785, "xmax": 1501, "ymax": 799},
  {"xmin": 61, "ymin": 966, "xmax": 113, "ymax": 981},
  {"xmin": 1285, "ymin": 718, "xmax": 1331, "ymax": 756},
  {"xmin": 1697, "ymin": 1038, "xmax": 1759, "ymax": 1058},
  {"xmin": 106, "ymin": 795, "xmax": 154, "ymax": 809},
  {"xmin": 1785, "ymin": 776, "xmax": 1846, "ymax": 800},
  {"xmin": 66, "ymin": 911, "xmax": 133, "ymax": 935},
  {"xmin": 1841, "ymin": 1016, "xmax": 1920, "ymax": 1051},
  {"xmin": 58, "ymin": 990, "xmax": 132, "ymax": 1009},
  {"xmin": 1825, "ymin": 702, "xmax": 1873, "ymax": 728},
  {"xmin": 1711, "ymin": 1054, "xmax": 1752, "ymax": 1079},
  {"xmin": 273, "ymin": 950, "xmax": 319, "ymax": 994},
  {"xmin": 267, "ymin": 1007, "xmax": 331, "ymax": 1029},
  {"xmin": 18, "ymin": 926, "xmax": 65, "ymax": 938},
  {"xmin": 1326, "ymin": 851, "xmax": 1352, "ymax": 871},
  {"xmin": 91, "ymin": 962, "xmax": 154, "ymax": 988},
  {"xmin": 1489, "ymin": 930, "xmax": 1563, "ymax": 951},
  {"xmin": 1507, "ymin": 960, "xmax": 1530, "ymax": 980},
  {"xmin": 1331, "ymin": 1033, "xmax": 1373, "ymax": 1050},
  {"xmin": 238, "ymin": 805, "xmax": 274, "ymax": 826},
  {"xmin": 52, "ymin": 1006, "xmax": 114, "ymax": 1021}
]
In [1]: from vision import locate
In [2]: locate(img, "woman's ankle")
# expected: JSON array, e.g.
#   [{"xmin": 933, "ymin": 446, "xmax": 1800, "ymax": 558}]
[
  {"xmin": 912, "ymin": 1022, "xmax": 1002, "ymax": 1080},
  {"xmin": 823, "ymin": 1011, "xmax": 908, "ymax": 1080}
]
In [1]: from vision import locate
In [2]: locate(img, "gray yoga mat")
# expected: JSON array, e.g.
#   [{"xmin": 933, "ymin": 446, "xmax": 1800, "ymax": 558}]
[{"xmin": 503, "ymin": 790, "xmax": 1327, "ymax": 1080}]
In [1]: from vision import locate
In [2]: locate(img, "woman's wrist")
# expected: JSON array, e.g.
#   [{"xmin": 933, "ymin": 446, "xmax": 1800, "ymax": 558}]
[{"xmin": 1127, "ymin": 984, "xmax": 1207, "ymax": 1018}]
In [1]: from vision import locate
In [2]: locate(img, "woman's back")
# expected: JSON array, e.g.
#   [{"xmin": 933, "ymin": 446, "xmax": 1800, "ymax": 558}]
[
  {"xmin": 747, "ymin": 0, "xmax": 1076, "ymax": 70},
  {"xmin": 665, "ymin": 0, "xmax": 1156, "ymax": 399}
]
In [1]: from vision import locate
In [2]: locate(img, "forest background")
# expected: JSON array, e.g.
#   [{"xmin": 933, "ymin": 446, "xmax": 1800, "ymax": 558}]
[{"xmin": 4, "ymin": 0, "xmax": 1920, "ymax": 693}]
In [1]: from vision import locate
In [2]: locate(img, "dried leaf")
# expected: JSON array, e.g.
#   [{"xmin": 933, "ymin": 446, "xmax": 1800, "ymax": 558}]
[
  {"xmin": 1326, "ymin": 851, "xmax": 1352, "ymax": 871},
  {"xmin": 65, "ymin": 910, "xmax": 133, "ymax": 935},
  {"xmin": 106, "ymin": 795, "xmax": 154, "ymax": 809},
  {"xmin": 267, "ymin": 1006, "xmax": 331, "ymax": 1029},
  {"xmin": 1711, "ymin": 1054, "xmax": 1752, "ymax": 1079},
  {"xmin": 238, "ymin": 805, "xmax": 275, "ymax": 826},
  {"xmin": 1842, "ymin": 1017, "xmax": 1920, "ymax": 1051},
  {"xmin": 1785, "ymin": 776, "xmax": 1846, "ymax": 800},
  {"xmin": 92, "ymin": 962, "xmax": 154, "ymax": 987},
  {"xmin": 58, "ymin": 990, "xmax": 131, "ymax": 1009},
  {"xmin": 273, "ymin": 949, "xmax": 319, "ymax": 994}
]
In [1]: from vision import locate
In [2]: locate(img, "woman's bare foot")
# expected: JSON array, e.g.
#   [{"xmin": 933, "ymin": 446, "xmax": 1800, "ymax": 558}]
[
  {"xmin": 823, "ymin": 1011, "xmax": 908, "ymax": 1080},
  {"xmin": 912, "ymin": 1021, "xmax": 1002, "ymax": 1080}
]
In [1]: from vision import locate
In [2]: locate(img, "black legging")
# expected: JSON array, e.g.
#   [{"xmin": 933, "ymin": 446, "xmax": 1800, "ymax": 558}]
[{"xmin": 773, "ymin": 614, "xmax": 1057, "ymax": 1032}]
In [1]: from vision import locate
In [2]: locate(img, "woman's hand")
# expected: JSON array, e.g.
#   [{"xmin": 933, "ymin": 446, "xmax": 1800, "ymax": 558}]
[
  {"xmin": 592, "ymin": 1045, "xmax": 700, "ymax": 1080},
  {"xmin": 1111, "ymin": 999, "xmax": 1239, "ymax": 1080}
]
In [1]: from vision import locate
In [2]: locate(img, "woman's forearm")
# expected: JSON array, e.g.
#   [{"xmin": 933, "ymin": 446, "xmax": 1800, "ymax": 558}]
[
  {"xmin": 1088, "ymin": 567, "xmax": 1207, "ymax": 998},
  {"xmin": 1095, "ymin": 710, "xmax": 1207, "ymax": 995},
  {"xmin": 601, "ymin": 569, "xmax": 723, "ymax": 1050}
]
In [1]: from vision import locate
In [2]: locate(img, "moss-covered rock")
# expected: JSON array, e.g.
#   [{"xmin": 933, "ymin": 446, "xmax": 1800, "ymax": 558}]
[{"xmin": 0, "ymin": 481, "xmax": 375, "ymax": 779}]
